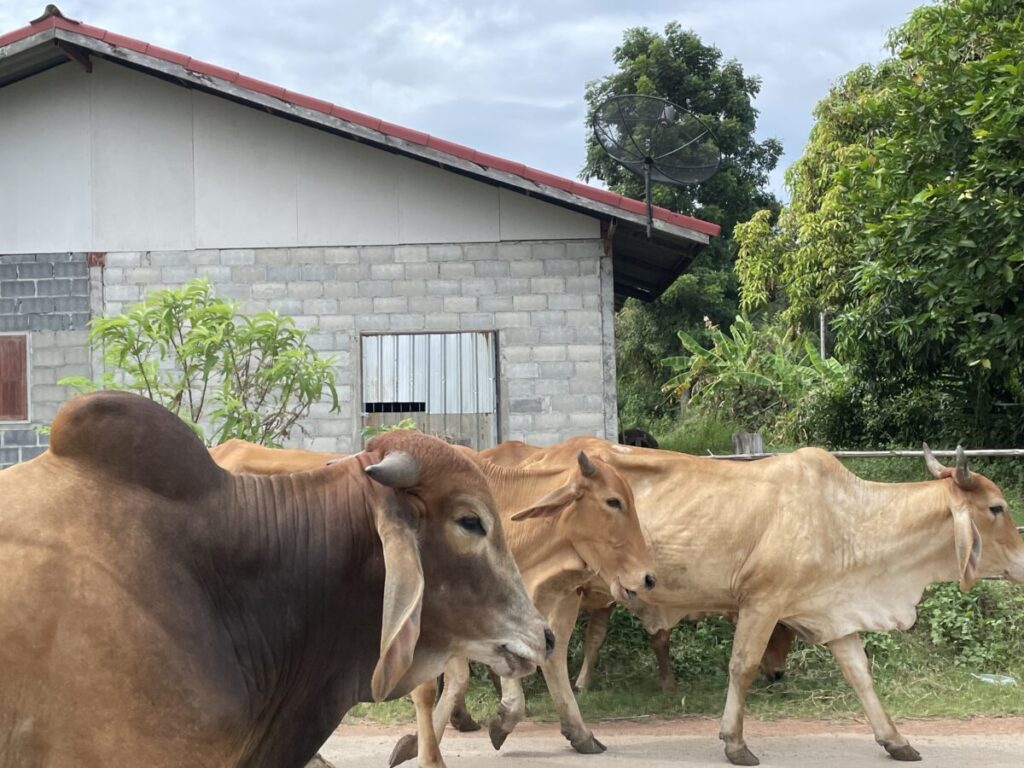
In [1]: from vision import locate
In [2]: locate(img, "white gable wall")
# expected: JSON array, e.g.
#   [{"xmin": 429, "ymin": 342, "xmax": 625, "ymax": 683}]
[{"xmin": 0, "ymin": 60, "xmax": 599, "ymax": 254}]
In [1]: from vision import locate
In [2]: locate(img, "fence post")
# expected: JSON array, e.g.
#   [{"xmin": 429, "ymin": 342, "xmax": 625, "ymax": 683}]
[{"xmin": 732, "ymin": 432, "xmax": 764, "ymax": 455}]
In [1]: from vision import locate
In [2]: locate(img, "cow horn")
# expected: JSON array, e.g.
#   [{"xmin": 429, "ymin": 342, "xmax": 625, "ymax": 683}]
[
  {"xmin": 365, "ymin": 451, "xmax": 420, "ymax": 489},
  {"xmin": 954, "ymin": 445, "xmax": 975, "ymax": 489},
  {"xmin": 578, "ymin": 451, "xmax": 597, "ymax": 478},
  {"xmin": 922, "ymin": 442, "xmax": 945, "ymax": 478}
]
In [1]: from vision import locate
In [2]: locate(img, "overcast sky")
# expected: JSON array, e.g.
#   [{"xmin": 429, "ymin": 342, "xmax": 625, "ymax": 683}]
[{"xmin": 4, "ymin": 1, "xmax": 923, "ymax": 199}]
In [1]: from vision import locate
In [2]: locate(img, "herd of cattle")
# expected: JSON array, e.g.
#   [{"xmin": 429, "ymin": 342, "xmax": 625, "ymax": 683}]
[{"xmin": 1, "ymin": 391, "xmax": 1023, "ymax": 768}]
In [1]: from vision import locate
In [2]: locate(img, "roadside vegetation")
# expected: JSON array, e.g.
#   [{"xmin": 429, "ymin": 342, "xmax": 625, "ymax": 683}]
[{"xmin": 352, "ymin": 0, "xmax": 1024, "ymax": 727}]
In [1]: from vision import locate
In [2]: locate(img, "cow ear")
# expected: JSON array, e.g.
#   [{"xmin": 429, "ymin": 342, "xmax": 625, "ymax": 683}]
[
  {"xmin": 951, "ymin": 508, "xmax": 982, "ymax": 592},
  {"xmin": 511, "ymin": 483, "xmax": 577, "ymax": 521},
  {"xmin": 370, "ymin": 493, "xmax": 424, "ymax": 701}
]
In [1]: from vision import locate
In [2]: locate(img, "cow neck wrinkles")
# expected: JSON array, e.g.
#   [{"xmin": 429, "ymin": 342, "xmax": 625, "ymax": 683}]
[
  {"xmin": 207, "ymin": 464, "xmax": 386, "ymax": 766},
  {"xmin": 831, "ymin": 477, "xmax": 960, "ymax": 583},
  {"xmin": 479, "ymin": 462, "xmax": 590, "ymax": 586}
]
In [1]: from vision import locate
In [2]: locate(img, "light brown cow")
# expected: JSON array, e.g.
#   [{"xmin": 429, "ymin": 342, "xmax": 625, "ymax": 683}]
[
  {"xmin": 514, "ymin": 438, "xmax": 1024, "ymax": 765},
  {"xmin": 0, "ymin": 393, "xmax": 550, "ymax": 768},
  {"xmin": 209, "ymin": 438, "xmax": 347, "ymax": 473},
  {"xmin": 477, "ymin": 440, "xmax": 542, "ymax": 467},
  {"xmin": 480, "ymin": 441, "xmax": 796, "ymax": 693},
  {"xmin": 389, "ymin": 450, "xmax": 656, "ymax": 768}
]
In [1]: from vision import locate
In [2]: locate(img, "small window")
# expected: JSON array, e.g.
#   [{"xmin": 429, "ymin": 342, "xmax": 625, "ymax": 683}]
[
  {"xmin": 361, "ymin": 332, "xmax": 498, "ymax": 449},
  {"xmin": 0, "ymin": 335, "xmax": 29, "ymax": 421}
]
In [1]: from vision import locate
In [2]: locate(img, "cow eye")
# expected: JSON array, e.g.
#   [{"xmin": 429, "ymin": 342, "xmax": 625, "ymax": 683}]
[
  {"xmin": 606, "ymin": 498, "xmax": 622, "ymax": 510},
  {"xmin": 989, "ymin": 505, "xmax": 1005, "ymax": 515},
  {"xmin": 457, "ymin": 516, "xmax": 486, "ymax": 535}
]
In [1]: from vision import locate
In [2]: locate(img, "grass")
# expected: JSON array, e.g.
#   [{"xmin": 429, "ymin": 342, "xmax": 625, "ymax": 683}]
[
  {"xmin": 347, "ymin": 427, "xmax": 1024, "ymax": 727},
  {"xmin": 348, "ymin": 635, "xmax": 1024, "ymax": 726}
]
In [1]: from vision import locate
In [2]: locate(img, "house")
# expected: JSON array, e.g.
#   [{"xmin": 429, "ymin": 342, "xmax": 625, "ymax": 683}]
[{"xmin": 0, "ymin": 8, "xmax": 718, "ymax": 466}]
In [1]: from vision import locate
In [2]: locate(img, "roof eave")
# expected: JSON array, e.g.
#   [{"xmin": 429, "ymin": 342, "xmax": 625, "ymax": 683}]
[{"xmin": 17, "ymin": 26, "xmax": 713, "ymax": 247}]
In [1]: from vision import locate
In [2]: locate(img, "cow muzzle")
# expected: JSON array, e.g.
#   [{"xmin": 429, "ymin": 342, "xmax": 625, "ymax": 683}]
[{"xmin": 611, "ymin": 571, "xmax": 657, "ymax": 603}]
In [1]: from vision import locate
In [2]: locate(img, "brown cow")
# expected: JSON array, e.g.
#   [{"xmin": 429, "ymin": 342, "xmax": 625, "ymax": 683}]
[
  {"xmin": 389, "ymin": 450, "xmax": 656, "ymax": 767},
  {"xmin": 0, "ymin": 392, "xmax": 549, "ymax": 768},
  {"xmin": 573, "ymin": 596, "xmax": 797, "ymax": 692},
  {"xmin": 514, "ymin": 438, "xmax": 1024, "ymax": 765},
  {"xmin": 216, "ymin": 441, "xmax": 655, "ymax": 767}
]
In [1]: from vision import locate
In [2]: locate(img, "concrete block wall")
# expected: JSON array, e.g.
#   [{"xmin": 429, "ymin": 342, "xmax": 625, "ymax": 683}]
[
  {"xmin": 98, "ymin": 241, "xmax": 618, "ymax": 452},
  {"xmin": 0, "ymin": 253, "xmax": 94, "ymax": 467},
  {"xmin": 0, "ymin": 253, "xmax": 90, "ymax": 332}
]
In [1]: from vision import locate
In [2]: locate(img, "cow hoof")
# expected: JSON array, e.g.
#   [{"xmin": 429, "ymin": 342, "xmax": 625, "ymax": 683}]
[
  {"xmin": 387, "ymin": 734, "xmax": 417, "ymax": 767},
  {"xmin": 450, "ymin": 709, "xmax": 481, "ymax": 732},
  {"xmin": 725, "ymin": 745, "xmax": 760, "ymax": 766},
  {"xmin": 886, "ymin": 743, "xmax": 922, "ymax": 761},
  {"xmin": 570, "ymin": 733, "xmax": 607, "ymax": 754},
  {"xmin": 488, "ymin": 720, "xmax": 510, "ymax": 750}
]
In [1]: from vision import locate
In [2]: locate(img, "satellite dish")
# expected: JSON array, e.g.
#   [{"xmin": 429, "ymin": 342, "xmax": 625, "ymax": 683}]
[{"xmin": 592, "ymin": 94, "xmax": 720, "ymax": 237}]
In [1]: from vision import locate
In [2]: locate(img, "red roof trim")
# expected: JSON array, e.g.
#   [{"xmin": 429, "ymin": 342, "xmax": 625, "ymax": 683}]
[
  {"xmin": 145, "ymin": 44, "xmax": 190, "ymax": 67},
  {"xmin": 0, "ymin": 14, "xmax": 721, "ymax": 239},
  {"xmin": 329, "ymin": 105, "xmax": 382, "ymax": 131}
]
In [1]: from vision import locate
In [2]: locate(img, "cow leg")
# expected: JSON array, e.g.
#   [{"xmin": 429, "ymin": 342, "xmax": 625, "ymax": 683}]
[
  {"xmin": 827, "ymin": 633, "xmax": 921, "ymax": 761},
  {"xmin": 387, "ymin": 679, "xmax": 436, "ymax": 768},
  {"xmin": 759, "ymin": 624, "xmax": 796, "ymax": 682},
  {"xmin": 720, "ymin": 607, "xmax": 779, "ymax": 766},
  {"xmin": 649, "ymin": 628, "xmax": 678, "ymax": 692},
  {"xmin": 574, "ymin": 603, "xmax": 612, "ymax": 692},
  {"xmin": 539, "ymin": 592, "xmax": 606, "ymax": 754},
  {"xmin": 389, "ymin": 659, "xmax": 471, "ymax": 767},
  {"xmin": 488, "ymin": 675, "xmax": 527, "ymax": 750},
  {"xmin": 447, "ymin": 668, "xmax": 481, "ymax": 732}
]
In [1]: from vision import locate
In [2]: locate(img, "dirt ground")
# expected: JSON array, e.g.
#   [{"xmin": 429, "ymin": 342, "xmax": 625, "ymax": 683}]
[{"xmin": 320, "ymin": 716, "xmax": 1024, "ymax": 767}]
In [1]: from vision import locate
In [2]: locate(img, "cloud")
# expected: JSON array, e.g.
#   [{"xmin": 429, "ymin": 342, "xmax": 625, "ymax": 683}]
[{"xmin": 2, "ymin": 0, "xmax": 921, "ymax": 199}]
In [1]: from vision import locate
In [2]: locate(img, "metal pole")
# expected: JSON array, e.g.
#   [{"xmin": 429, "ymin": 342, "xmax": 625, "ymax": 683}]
[
  {"xmin": 819, "ymin": 311, "xmax": 827, "ymax": 358},
  {"xmin": 708, "ymin": 448, "xmax": 1024, "ymax": 461},
  {"xmin": 644, "ymin": 162, "xmax": 653, "ymax": 239}
]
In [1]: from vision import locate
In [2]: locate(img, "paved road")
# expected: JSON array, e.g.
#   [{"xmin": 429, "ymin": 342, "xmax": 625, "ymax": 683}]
[{"xmin": 320, "ymin": 718, "xmax": 1024, "ymax": 767}]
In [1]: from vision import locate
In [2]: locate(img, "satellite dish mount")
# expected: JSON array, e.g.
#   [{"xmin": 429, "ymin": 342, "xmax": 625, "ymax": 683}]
[{"xmin": 592, "ymin": 95, "xmax": 720, "ymax": 237}]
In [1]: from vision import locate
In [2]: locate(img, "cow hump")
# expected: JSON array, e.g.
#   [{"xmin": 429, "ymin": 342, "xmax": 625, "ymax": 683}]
[{"xmin": 48, "ymin": 391, "xmax": 224, "ymax": 501}]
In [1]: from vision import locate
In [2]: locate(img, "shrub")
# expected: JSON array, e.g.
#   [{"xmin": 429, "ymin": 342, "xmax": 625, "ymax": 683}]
[
  {"xmin": 61, "ymin": 279, "xmax": 338, "ymax": 446},
  {"xmin": 662, "ymin": 315, "xmax": 847, "ymax": 442}
]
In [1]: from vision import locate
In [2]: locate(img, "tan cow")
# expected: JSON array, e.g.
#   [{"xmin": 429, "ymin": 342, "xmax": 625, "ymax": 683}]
[
  {"xmin": 513, "ymin": 438, "xmax": 1024, "ymax": 765},
  {"xmin": 389, "ymin": 449, "xmax": 656, "ymax": 767},
  {"xmin": 481, "ymin": 441, "xmax": 796, "ymax": 693},
  {"xmin": 477, "ymin": 440, "xmax": 542, "ymax": 467},
  {"xmin": 209, "ymin": 438, "xmax": 347, "ymax": 473},
  {"xmin": 0, "ymin": 393, "xmax": 550, "ymax": 768}
]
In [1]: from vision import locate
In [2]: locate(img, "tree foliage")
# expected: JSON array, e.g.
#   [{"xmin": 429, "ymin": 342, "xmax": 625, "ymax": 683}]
[
  {"xmin": 662, "ymin": 316, "xmax": 848, "ymax": 441},
  {"xmin": 584, "ymin": 23, "xmax": 782, "ymax": 428},
  {"xmin": 62, "ymin": 279, "xmax": 339, "ymax": 446},
  {"xmin": 737, "ymin": 0, "xmax": 1024, "ymax": 445}
]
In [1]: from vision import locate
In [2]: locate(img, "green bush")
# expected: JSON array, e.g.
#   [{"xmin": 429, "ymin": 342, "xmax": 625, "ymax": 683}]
[
  {"xmin": 657, "ymin": 411, "xmax": 742, "ymax": 455},
  {"xmin": 661, "ymin": 315, "xmax": 847, "ymax": 443},
  {"xmin": 61, "ymin": 279, "xmax": 338, "ymax": 446}
]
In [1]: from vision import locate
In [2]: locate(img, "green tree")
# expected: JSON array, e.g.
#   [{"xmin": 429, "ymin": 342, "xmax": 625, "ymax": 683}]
[
  {"xmin": 582, "ymin": 23, "xmax": 782, "ymax": 427},
  {"xmin": 737, "ymin": 0, "xmax": 1024, "ymax": 445},
  {"xmin": 62, "ymin": 279, "xmax": 339, "ymax": 446}
]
